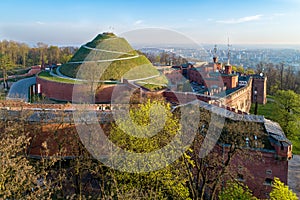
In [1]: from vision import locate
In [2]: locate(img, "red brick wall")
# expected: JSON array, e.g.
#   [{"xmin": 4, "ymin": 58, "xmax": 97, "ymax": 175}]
[
  {"xmin": 36, "ymin": 77, "xmax": 130, "ymax": 103},
  {"xmin": 235, "ymin": 150, "xmax": 288, "ymax": 199},
  {"xmin": 163, "ymin": 91, "xmax": 212, "ymax": 104},
  {"xmin": 221, "ymin": 75, "xmax": 238, "ymax": 89},
  {"xmin": 252, "ymin": 77, "xmax": 267, "ymax": 104},
  {"xmin": 211, "ymin": 144, "xmax": 288, "ymax": 199},
  {"xmin": 188, "ymin": 69, "xmax": 205, "ymax": 85}
]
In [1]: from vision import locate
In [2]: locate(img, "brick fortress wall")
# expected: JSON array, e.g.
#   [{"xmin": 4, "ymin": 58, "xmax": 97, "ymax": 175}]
[
  {"xmin": 252, "ymin": 76, "xmax": 267, "ymax": 104},
  {"xmin": 36, "ymin": 77, "xmax": 131, "ymax": 103}
]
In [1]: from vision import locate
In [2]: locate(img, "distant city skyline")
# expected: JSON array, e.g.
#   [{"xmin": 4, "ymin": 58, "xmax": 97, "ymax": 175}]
[{"xmin": 1, "ymin": 0, "xmax": 300, "ymax": 46}]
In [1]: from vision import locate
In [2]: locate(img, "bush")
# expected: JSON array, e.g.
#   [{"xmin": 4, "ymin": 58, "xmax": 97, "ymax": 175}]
[
  {"xmin": 219, "ymin": 182, "xmax": 257, "ymax": 200},
  {"xmin": 270, "ymin": 177, "xmax": 298, "ymax": 200}
]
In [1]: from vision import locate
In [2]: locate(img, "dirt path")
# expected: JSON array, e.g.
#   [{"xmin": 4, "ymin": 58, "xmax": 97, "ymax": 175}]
[{"xmin": 288, "ymin": 155, "xmax": 300, "ymax": 198}]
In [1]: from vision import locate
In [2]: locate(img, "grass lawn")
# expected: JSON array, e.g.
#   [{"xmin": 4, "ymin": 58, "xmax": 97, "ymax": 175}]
[
  {"xmin": 140, "ymin": 83, "xmax": 166, "ymax": 91},
  {"xmin": 249, "ymin": 100, "xmax": 277, "ymax": 121},
  {"xmin": 136, "ymin": 74, "xmax": 168, "ymax": 91},
  {"xmin": 250, "ymin": 97, "xmax": 300, "ymax": 155},
  {"xmin": 37, "ymin": 71, "xmax": 79, "ymax": 84}
]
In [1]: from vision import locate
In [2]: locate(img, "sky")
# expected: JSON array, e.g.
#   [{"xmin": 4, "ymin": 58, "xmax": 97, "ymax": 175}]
[{"xmin": 1, "ymin": 0, "xmax": 300, "ymax": 46}]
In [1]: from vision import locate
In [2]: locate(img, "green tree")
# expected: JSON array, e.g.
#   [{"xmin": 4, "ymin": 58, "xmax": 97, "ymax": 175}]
[
  {"xmin": 246, "ymin": 68, "xmax": 255, "ymax": 75},
  {"xmin": 0, "ymin": 53, "xmax": 13, "ymax": 90},
  {"xmin": 236, "ymin": 66, "xmax": 245, "ymax": 74},
  {"xmin": 232, "ymin": 65, "xmax": 237, "ymax": 72},
  {"xmin": 47, "ymin": 45, "xmax": 60, "ymax": 65},
  {"xmin": 274, "ymin": 90, "xmax": 300, "ymax": 138},
  {"xmin": 108, "ymin": 100, "xmax": 191, "ymax": 199},
  {"xmin": 219, "ymin": 182, "xmax": 257, "ymax": 200},
  {"xmin": 270, "ymin": 177, "xmax": 298, "ymax": 200}
]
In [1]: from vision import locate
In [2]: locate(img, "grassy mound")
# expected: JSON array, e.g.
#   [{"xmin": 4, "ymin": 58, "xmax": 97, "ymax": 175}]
[
  {"xmin": 59, "ymin": 32, "xmax": 158, "ymax": 81},
  {"xmin": 136, "ymin": 74, "xmax": 168, "ymax": 91},
  {"xmin": 37, "ymin": 71, "xmax": 77, "ymax": 84}
]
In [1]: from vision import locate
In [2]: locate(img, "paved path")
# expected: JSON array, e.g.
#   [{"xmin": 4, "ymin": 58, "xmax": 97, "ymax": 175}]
[
  {"xmin": 6, "ymin": 77, "xmax": 36, "ymax": 102},
  {"xmin": 288, "ymin": 155, "xmax": 300, "ymax": 198}
]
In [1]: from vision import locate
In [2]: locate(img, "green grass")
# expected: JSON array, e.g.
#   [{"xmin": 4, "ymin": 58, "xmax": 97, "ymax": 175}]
[
  {"xmin": 37, "ymin": 71, "xmax": 79, "ymax": 84},
  {"xmin": 136, "ymin": 74, "xmax": 168, "ymax": 91},
  {"xmin": 250, "ymin": 100, "xmax": 277, "ymax": 121},
  {"xmin": 68, "ymin": 34, "xmax": 135, "ymax": 63},
  {"xmin": 140, "ymin": 83, "xmax": 166, "ymax": 91},
  {"xmin": 60, "ymin": 56, "xmax": 158, "ymax": 81},
  {"xmin": 59, "ymin": 33, "xmax": 158, "ymax": 81},
  {"xmin": 136, "ymin": 75, "xmax": 168, "ymax": 85}
]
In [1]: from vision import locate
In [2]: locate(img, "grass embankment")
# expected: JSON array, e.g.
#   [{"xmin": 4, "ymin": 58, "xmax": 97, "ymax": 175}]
[
  {"xmin": 136, "ymin": 75, "xmax": 168, "ymax": 91},
  {"xmin": 59, "ymin": 33, "xmax": 158, "ymax": 81},
  {"xmin": 250, "ymin": 98, "xmax": 276, "ymax": 121},
  {"xmin": 250, "ymin": 95, "xmax": 300, "ymax": 154},
  {"xmin": 37, "ymin": 71, "xmax": 78, "ymax": 84}
]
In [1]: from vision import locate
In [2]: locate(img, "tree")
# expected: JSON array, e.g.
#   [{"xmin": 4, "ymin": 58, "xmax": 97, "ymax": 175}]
[
  {"xmin": 37, "ymin": 42, "xmax": 48, "ymax": 67},
  {"xmin": 184, "ymin": 109, "xmax": 266, "ymax": 200},
  {"xmin": 0, "ymin": 134, "xmax": 35, "ymax": 199},
  {"xmin": 270, "ymin": 177, "xmax": 298, "ymax": 200},
  {"xmin": 236, "ymin": 66, "xmax": 245, "ymax": 74},
  {"xmin": 278, "ymin": 62, "xmax": 284, "ymax": 90},
  {"xmin": 256, "ymin": 62, "xmax": 264, "ymax": 74},
  {"xmin": 219, "ymin": 182, "xmax": 257, "ymax": 200},
  {"xmin": 108, "ymin": 100, "xmax": 192, "ymax": 199},
  {"xmin": 19, "ymin": 43, "xmax": 30, "ymax": 67},
  {"xmin": 47, "ymin": 46, "xmax": 60, "ymax": 65},
  {"xmin": 0, "ymin": 53, "xmax": 13, "ymax": 90},
  {"xmin": 264, "ymin": 63, "xmax": 279, "ymax": 95},
  {"xmin": 274, "ymin": 90, "xmax": 300, "ymax": 138},
  {"xmin": 0, "ymin": 115, "xmax": 55, "ymax": 199},
  {"xmin": 246, "ymin": 68, "xmax": 255, "ymax": 75}
]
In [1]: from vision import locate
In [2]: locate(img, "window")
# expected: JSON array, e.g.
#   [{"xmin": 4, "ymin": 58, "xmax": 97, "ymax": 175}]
[
  {"xmin": 264, "ymin": 178, "xmax": 273, "ymax": 186},
  {"xmin": 280, "ymin": 142, "xmax": 284, "ymax": 150},
  {"xmin": 237, "ymin": 174, "xmax": 244, "ymax": 182},
  {"xmin": 266, "ymin": 169, "xmax": 272, "ymax": 175}
]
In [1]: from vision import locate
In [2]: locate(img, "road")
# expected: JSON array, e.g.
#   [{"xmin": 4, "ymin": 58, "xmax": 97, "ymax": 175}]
[
  {"xmin": 288, "ymin": 155, "xmax": 300, "ymax": 198},
  {"xmin": 6, "ymin": 77, "xmax": 36, "ymax": 102}
]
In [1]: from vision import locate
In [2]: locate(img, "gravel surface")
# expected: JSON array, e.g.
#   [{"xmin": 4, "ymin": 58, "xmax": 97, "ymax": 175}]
[{"xmin": 289, "ymin": 155, "xmax": 300, "ymax": 198}]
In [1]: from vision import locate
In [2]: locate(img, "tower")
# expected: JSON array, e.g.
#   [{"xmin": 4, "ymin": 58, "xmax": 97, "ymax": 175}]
[
  {"xmin": 252, "ymin": 73, "xmax": 267, "ymax": 104},
  {"xmin": 227, "ymin": 37, "xmax": 231, "ymax": 66},
  {"xmin": 213, "ymin": 44, "xmax": 218, "ymax": 63},
  {"xmin": 224, "ymin": 38, "xmax": 232, "ymax": 75}
]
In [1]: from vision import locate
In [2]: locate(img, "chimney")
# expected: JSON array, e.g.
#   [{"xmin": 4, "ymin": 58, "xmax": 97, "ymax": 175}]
[
  {"xmin": 213, "ymin": 56, "xmax": 218, "ymax": 63},
  {"xmin": 225, "ymin": 64, "xmax": 232, "ymax": 75}
]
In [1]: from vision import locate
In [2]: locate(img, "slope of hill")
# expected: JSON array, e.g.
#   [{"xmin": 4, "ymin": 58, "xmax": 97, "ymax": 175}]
[{"xmin": 59, "ymin": 32, "xmax": 159, "ymax": 80}]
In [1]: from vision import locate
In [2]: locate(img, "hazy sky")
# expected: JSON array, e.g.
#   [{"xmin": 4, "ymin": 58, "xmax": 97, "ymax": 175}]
[{"xmin": 1, "ymin": 0, "xmax": 300, "ymax": 46}]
